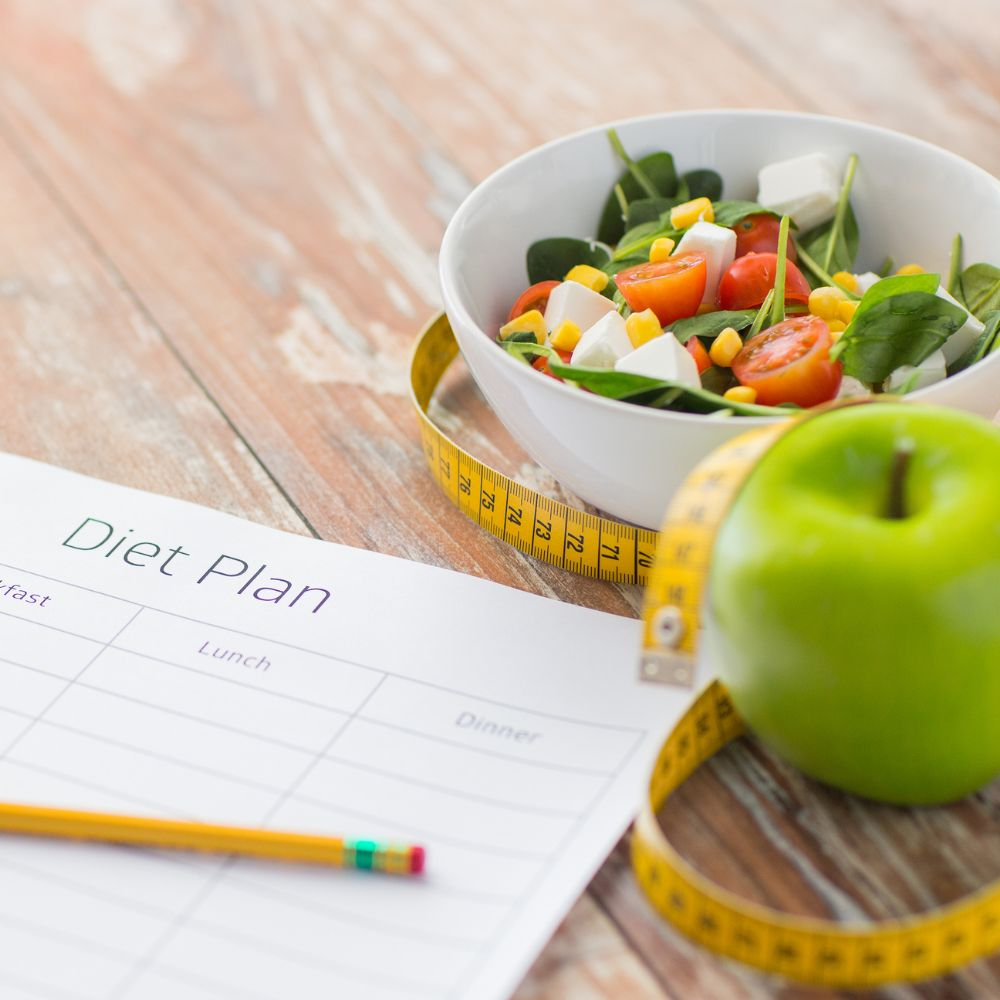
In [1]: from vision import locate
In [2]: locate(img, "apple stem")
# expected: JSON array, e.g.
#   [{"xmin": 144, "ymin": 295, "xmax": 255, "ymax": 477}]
[{"xmin": 886, "ymin": 438, "xmax": 916, "ymax": 520}]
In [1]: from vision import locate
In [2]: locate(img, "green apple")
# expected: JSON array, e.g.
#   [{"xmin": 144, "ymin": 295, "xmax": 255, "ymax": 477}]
[{"xmin": 707, "ymin": 403, "xmax": 1000, "ymax": 805}]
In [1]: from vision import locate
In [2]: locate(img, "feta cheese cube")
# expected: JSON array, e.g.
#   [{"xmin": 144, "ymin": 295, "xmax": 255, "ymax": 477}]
[
  {"xmin": 543, "ymin": 280, "xmax": 615, "ymax": 335},
  {"xmin": 757, "ymin": 153, "xmax": 840, "ymax": 232},
  {"xmin": 571, "ymin": 311, "xmax": 632, "ymax": 368},
  {"xmin": 836, "ymin": 375, "xmax": 871, "ymax": 399},
  {"xmin": 936, "ymin": 285, "xmax": 985, "ymax": 364},
  {"xmin": 883, "ymin": 349, "xmax": 947, "ymax": 393},
  {"xmin": 673, "ymin": 222, "xmax": 737, "ymax": 303},
  {"xmin": 614, "ymin": 331, "xmax": 700, "ymax": 387},
  {"xmin": 854, "ymin": 271, "xmax": 882, "ymax": 294}
]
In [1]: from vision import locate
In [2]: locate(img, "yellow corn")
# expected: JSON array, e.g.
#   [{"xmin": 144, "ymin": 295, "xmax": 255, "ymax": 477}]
[
  {"xmin": 670, "ymin": 197, "xmax": 714, "ymax": 229},
  {"xmin": 648, "ymin": 237, "xmax": 676, "ymax": 263},
  {"xmin": 830, "ymin": 329, "xmax": 845, "ymax": 344},
  {"xmin": 827, "ymin": 319, "xmax": 847, "ymax": 333},
  {"xmin": 832, "ymin": 271, "xmax": 860, "ymax": 293},
  {"xmin": 896, "ymin": 263, "xmax": 925, "ymax": 276},
  {"xmin": 836, "ymin": 299, "xmax": 859, "ymax": 324},
  {"xmin": 549, "ymin": 320, "xmax": 582, "ymax": 352},
  {"xmin": 499, "ymin": 309, "xmax": 546, "ymax": 345},
  {"xmin": 565, "ymin": 264, "xmax": 609, "ymax": 293},
  {"xmin": 724, "ymin": 386, "xmax": 758, "ymax": 404},
  {"xmin": 709, "ymin": 327, "xmax": 743, "ymax": 367},
  {"xmin": 625, "ymin": 309, "xmax": 662, "ymax": 348},
  {"xmin": 808, "ymin": 285, "xmax": 847, "ymax": 320}
]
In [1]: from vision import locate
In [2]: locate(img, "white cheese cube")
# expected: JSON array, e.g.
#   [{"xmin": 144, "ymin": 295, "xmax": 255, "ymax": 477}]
[
  {"xmin": 543, "ymin": 280, "xmax": 615, "ymax": 335},
  {"xmin": 757, "ymin": 153, "xmax": 840, "ymax": 232},
  {"xmin": 614, "ymin": 331, "xmax": 700, "ymax": 387},
  {"xmin": 673, "ymin": 222, "xmax": 737, "ymax": 303},
  {"xmin": 570, "ymin": 311, "xmax": 632, "ymax": 368},
  {"xmin": 836, "ymin": 375, "xmax": 871, "ymax": 399},
  {"xmin": 883, "ymin": 349, "xmax": 947, "ymax": 393},
  {"xmin": 936, "ymin": 285, "xmax": 985, "ymax": 364},
  {"xmin": 854, "ymin": 271, "xmax": 882, "ymax": 294}
]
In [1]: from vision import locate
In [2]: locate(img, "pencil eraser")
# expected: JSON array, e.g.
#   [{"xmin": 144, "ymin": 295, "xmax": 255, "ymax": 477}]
[{"xmin": 410, "ymin": 845, "xmax": 426, "ymax": 875}]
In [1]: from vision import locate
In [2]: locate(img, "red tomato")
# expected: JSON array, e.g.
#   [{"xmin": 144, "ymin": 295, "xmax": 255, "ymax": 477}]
[
  {"xmin": 718, "ymin": 253, "xmax": 811, "ymax": 310},
  {"xmin": 508, "ymin": 280, "xmax": 560, "ymax": 322},
  {"xmin": 733, "ymin": 214, "xmax": 799, "ymax": 261},
  {"xmin": 614, "ymin": 254, "xmax": 707, "ymax": 326},
  {"xmin": 731, "ymin": 315, "xmax": 842, "ymax": 407},
  {"xmin": 531, "ymin": 348, "xmax": 571, "ymax": 379},
  {"xmin": 685, "ymin": 337, "xmax": 712, "ymax": 375}
]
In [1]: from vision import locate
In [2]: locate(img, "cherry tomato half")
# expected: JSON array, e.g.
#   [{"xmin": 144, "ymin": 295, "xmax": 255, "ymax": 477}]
[
  {"xmin": 531, "ymin": 348, "xmax": 571, "ymax": 380},
  {"xmin": 614, "ymin": 254, "xmax": 707, "ymax": 326},
  {"xmin": 718, "ymin": 253, "xmax": 811, "ymax": 311},
  {"xmin": 508, "ymin": 280, "xmax": 560, "ymax": 322},
  {"xmin": 685, "ymin": 337, "xmax": 712, "ymax": 375},
  {"xmin": 733, "ymin": 214, "xmax": 798, "ymax": 261},
  {"xmin": 731, "ymin": 315, "xmax": 842, "ymax": 407}
]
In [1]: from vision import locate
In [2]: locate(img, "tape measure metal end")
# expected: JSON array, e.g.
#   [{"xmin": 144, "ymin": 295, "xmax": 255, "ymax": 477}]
[{"xmin": 640, "ymin": 650, "xmax": 696, "ymax": 688}]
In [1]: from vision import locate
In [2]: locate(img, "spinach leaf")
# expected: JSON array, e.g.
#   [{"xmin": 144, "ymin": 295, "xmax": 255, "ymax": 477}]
[
  {"xmin": 797, "ymin": 202, "xmax": 859, "ymax": 277},
  {"xmin": 547, "ymin": 359, "xmax": 785, "ymax": 416},
  {"xmin": 526, "ymin": 237, "xmax": 610, "ymax": 284},
  {"xmin": 831, "ymin": 273, "xmax": 967, "ymax": 383},
  {"xmin": 681, "ymin": 168, "xmax": 723, "ymax": 202},
  {"xmin": 958, "ymin": 263, "xmax": 1000, "ymax": 321},
  {"xmin": 625, "ymin": 197, "xmax": 677, "ymax": 230},
  {"xmin": 670, "ymin": 310, "xmax": 757, "ymax": 344},
  {"xmin": 597, "ymin": 152, "xmax": 678, "ymax": 244},
  {"xmin": 613, "ymin": 222, "xmax": 681, "ymax": 262},
  {"xmin": 947, "ymin": 310, "xmax": 1000, "ymax": 375},
  {"xmin": 699, "ymin": 365, "xmax": 738, "ymax": 396},
  {"xmin": 712, "ymin": 200, "xmax": 781, "ymax": 229},
  {"xmin": 602, "ymin": 254, "xmax": 647, "ymax": 276}
]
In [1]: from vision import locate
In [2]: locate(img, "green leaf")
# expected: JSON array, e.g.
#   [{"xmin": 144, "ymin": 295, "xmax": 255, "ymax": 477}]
[
  {"xmin": 699, "ymin": 365, "xmax": 738, "ymax": 396},
  {"xmin": 797, "ymin": 202, "xmax": 859, "ymax": 278},
  {"xmin": 547, "ymin": 359, "xmax": 784, "ymax": 416},
  {"xmin": 947, "ymin": 310, "xmax": 1000, "ymax": 375},
  {"xmin": 670, "ymin": 310, "xmax": 757, "ymax": 344},
  {"xmin": 832, "ymin": 273, "xmax": 967, "ymax": 384},
  {"xmin": 681, "ymin": 168, "xmax": 723, "ymax": 202},
  {"xmin": 958, "ymin": 263, "xmax": 1000, "ymax": 321},
  {"xmin": 526, "ymin": 237, "xmax": 610, "ymax": 284},
  {"xmin": 624, "ymin": 197, "xmax": 677, "ymax": 230},
  {"xmin": 597, "ymin": 152, "xmax": 678, "ymax": 244},
  {"xmin": 613, "ymin": 223, "xmax": 681, "ymax": 262},
  {"xmin": 711, "ymin": 200, "xmax": 781, "ymax": 229}
]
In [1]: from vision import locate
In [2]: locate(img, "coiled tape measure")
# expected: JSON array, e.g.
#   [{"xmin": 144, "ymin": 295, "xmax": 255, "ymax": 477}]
[{"xmin": 411, "ymin": 313, "xmax": 1000, "ymax": 988}]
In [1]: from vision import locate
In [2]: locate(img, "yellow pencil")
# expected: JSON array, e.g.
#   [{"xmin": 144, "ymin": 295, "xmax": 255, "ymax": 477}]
[{"xmin": 0, "ymin": 802, "xmax": 425, "ymax": 874}]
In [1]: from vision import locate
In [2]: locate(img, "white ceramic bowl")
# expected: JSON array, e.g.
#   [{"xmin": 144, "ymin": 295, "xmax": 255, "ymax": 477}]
[{"xmin": 439, "ymin": 110, "xmax": 1000, "ymax": 528}]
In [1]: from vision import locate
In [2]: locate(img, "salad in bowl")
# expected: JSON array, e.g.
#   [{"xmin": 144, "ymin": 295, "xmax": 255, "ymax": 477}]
[
  {"xmin": 498, "ymin": 131, "xmax": 999, "ymax": 418},
  {"xmin": 439, "ymin": 111, "xmax": 1000, "ymax": 527}
]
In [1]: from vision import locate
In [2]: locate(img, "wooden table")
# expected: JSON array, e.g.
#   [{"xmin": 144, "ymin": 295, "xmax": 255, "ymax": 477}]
[{"xmin": 1, "ymin": 2, "xmax": 999, "ymax": 997}]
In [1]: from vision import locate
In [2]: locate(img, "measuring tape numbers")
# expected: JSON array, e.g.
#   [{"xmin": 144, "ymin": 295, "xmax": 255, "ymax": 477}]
[{"xmin": 411, "ymin": 312, "xmax": 1000, "ymax": 988}]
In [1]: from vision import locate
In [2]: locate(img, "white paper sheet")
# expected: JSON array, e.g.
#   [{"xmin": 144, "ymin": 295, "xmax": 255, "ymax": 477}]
[{"xmin": 0, "ymin": 452, "xmax": 690, "ymax": 1000}]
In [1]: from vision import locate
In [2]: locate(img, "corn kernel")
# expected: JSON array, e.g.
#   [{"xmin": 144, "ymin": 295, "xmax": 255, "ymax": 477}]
[
  {"xmin": 565, "ymin": 264, "xmax": 609, "ymax": 293},
  {"xmin": 709, "ymin": 327, "xmax": 743, "ymax": 367},
  {"xmin": 648, "ymin": 237, "xmax": 676, "ymax": 263},
  {"xmin": 836, "ymin": 299, "xmax": 858, "ymax": 324},
  {"xmin": 499, "ymin": 309, "xmax": 546, "ymax": 345},
  {"xmin": 830, "ymin": 329, "xmax": 844, "ymax": 344},
  {"xmin": 896, "ymin": 263, "xmax": 925, "ymax": 276},
  {"xmin": 625, "ymin": 308, "xmax": 662, "ymax": 348},
  {"xmin": 724, "ymin": 386, "xmax": 758, "ymax": 404},
  {"xmin": 808, "ymin": 285, "xmax": 846, "ymax": 320},
  {"xmin": 549, "ymin": 320, "xmax": 582, "ymax": 352},
  {"xmin": 670, "ymin": 196, "xmax": 714, "ymax": 229},
  {"xmin": 832, "ymin": 271, "xmax": 860, "ymax": 293},
  {"xmin": 827, "ymin": 319, "xmax": 847, "ymax": 333}
]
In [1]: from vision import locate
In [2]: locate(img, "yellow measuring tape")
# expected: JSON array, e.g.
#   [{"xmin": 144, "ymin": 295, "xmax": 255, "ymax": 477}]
[{"xmin": 411, "ymin": 313, "xmax": 1000, "ymax": 987}]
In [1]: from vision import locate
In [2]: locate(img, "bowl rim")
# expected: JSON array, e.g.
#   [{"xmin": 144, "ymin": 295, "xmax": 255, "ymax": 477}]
[{"xmin": 439, "ymin": 107, "xmax": 1000, "ymax": 428}]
